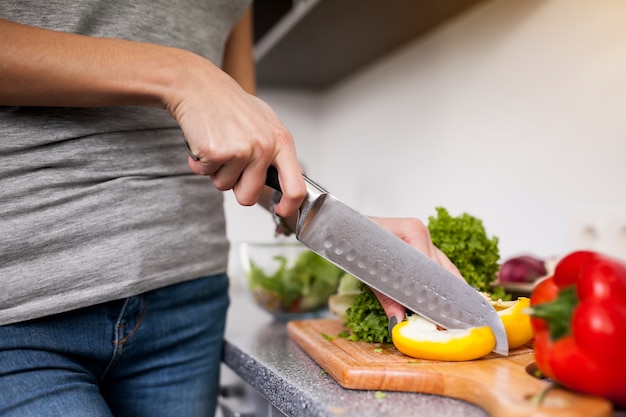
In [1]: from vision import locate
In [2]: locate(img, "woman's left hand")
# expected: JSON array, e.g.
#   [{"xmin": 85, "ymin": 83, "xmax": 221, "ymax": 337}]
[{"xmin": 368, "ymin": 217, "xmax": 464, "ymax": 324}]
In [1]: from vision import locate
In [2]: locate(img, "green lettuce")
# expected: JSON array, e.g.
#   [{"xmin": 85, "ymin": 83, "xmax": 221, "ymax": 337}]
[{"xmin": 247, "ymin": 250, "xmax": 344, "ymax": 311}]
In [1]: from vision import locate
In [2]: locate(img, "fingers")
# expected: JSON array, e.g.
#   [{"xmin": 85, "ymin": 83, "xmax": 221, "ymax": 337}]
[
  {"xmin": 371, "ymin": 287, "xmax": 406, "ymax": 321},
  {"xmin": 187, "ymin": 156, "xmax": 237, "ymax": 179},
  {"xmin": 231, "ymin": 158, "xmax": 273, "ymax": 206},
  {"xmin": 271, "ymin": 154, "xmax": 307, "ymax": 218},
  {"xmin": 186, "ymin": 128, "xmax": 306, "ymax": 215}
]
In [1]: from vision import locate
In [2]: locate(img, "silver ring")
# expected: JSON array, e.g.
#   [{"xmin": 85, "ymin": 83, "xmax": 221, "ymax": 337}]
[{"xmin": 184, "ymin": 139, "xmax": 200, "ymax": 161}]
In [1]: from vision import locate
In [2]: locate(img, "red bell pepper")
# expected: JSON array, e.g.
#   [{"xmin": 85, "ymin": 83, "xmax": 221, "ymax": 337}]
[{"xmin": 529, "ymin": 250, "xmax": 626, "ymax": 408}]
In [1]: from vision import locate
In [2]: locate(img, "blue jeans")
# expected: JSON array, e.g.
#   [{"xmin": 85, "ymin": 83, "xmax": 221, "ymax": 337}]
[{"xmin": 0, "ymin": 274, "xmax": 230, "ymax": 417}]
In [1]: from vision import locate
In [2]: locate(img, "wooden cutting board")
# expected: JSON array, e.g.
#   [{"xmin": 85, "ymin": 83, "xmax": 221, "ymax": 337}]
[{"xmin": 287, "ymin": 318, "xmax": 614, "ymax": 417}]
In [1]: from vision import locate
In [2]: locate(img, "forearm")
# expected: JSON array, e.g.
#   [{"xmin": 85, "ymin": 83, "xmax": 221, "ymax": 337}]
[
  {"xmin": 1, "ymin": 13, "xmax": 308, "ymax": 218},
  {"xmin": 0, "ymin": 18, "xmax": 214, "ymax": 109},
  {"xmin": 222, "ymin": 6, "xmax": 255, "ymax": 95}
]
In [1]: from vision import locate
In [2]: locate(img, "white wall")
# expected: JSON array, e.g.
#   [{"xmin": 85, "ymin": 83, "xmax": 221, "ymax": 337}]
[{"xmin": 225, "ymin": 0, "xmax": 626, "ymax": 277}]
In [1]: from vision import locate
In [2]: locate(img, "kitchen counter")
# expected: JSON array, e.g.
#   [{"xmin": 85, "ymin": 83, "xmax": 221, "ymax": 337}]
[{"xmin": 221, "ymin": 291, "xmax": 489, "ymax": 417}]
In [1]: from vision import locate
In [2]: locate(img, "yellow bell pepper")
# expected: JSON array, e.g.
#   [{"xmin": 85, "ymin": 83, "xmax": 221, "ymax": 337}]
[
  {"xmin": 391, "ymin": 315, "xmax": 496, "ymax": 361},
  {"xmin": 492, "ymin": 296, "xmax": 533, "ymax": 349},
  {"xmin": 391, "ymin": 297, "xmax": 534, "ymax": 362}
]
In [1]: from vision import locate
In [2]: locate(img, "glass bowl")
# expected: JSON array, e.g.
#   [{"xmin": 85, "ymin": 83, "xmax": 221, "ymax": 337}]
[{"xmin": 239, "ymin": 241, "xmax": 344, "ymax": 320}]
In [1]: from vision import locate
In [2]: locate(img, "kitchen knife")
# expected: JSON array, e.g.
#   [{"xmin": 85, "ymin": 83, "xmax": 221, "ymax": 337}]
[{"xmin": 265, "ymin": 166, "xmax": 508, "ymax": 355}]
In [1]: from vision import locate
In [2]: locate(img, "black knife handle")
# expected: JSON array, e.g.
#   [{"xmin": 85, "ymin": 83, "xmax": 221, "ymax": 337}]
[
  {"xmin": 266, "ymin": 165, "xmax": 328, "ymax": 197},
  {"xmin": 265, "ymin": 165, "xmax": 282, "ymax": 193}
]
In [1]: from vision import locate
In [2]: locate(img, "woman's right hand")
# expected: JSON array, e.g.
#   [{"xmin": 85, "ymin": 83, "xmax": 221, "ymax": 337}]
[{"xmin": 164, "ymin": 52, "xmax": 306, "ymax": 218}]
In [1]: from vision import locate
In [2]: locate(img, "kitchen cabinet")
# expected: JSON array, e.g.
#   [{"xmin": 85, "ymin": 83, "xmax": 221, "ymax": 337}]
[{"xmin": 252, "ymin": 0, "xmax": 488, "ymax": 90}]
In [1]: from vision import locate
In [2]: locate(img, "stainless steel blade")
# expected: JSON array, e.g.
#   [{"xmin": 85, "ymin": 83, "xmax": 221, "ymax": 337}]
[
  {"xmin": 264, "ymin": 167, "xmax": 508, "ymax": 355},
  {"xmin": 297, "ymin": 183, "xmax": 508, "ymax": 356}
]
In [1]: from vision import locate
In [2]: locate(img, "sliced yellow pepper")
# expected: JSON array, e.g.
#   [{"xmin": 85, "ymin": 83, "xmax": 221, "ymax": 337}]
[
  {"xmin": 391, "ymin": 315, "xmax": 496, "ymax": 362},
  {"xmin": 391, "ymin": 297, "xmax": 533, "ymax": 362},
  {"xmin": 492, "ymin": 296, "xmax": 533, "ymax": 349}
]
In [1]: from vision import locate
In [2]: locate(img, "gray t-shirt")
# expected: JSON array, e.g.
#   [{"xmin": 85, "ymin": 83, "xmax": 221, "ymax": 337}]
[{"xmin": 0, "ymin": 0, "xmax": 251, "ymax": 325}]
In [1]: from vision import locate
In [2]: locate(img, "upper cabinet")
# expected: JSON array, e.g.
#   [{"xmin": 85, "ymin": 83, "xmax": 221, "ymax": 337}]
[{"xmin": 252, "ymin": 0, "xmax": 488, "ymax": 90}]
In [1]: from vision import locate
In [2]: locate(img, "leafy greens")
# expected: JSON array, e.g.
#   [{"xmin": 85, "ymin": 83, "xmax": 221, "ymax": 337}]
[
  {"xmin": 343, "ymin": 207, "xmax": 505, "ymax": 342},
  {"xmin": 247, "ymin": 250, "xmax": 344, "ymax": 311}
]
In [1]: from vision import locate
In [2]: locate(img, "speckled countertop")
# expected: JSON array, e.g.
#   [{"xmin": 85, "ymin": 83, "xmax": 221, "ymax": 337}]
[{"xmin": 222, "ymin": 291, "xmax": 489, "ymax": 417}]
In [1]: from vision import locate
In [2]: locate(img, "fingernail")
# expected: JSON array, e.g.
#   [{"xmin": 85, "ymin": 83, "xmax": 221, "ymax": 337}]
[{"xmin": 388, "ymin": 316, "xmax": 398, "ymax": 338}]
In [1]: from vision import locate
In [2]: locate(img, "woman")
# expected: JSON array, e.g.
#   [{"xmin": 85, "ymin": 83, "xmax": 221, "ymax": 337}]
[{"xmin": 0, "ymin": 2, "xmax": 459, "ymax": 416}]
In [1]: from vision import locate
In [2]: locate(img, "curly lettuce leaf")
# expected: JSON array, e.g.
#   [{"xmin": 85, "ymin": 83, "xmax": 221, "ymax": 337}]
[
  {"xmin": 344, "ymin": 283, "xmax": 391, "ymax": 343},
  {"xmin": 428, "ymin": 207, "xmax": 503, "ymax": 297}
]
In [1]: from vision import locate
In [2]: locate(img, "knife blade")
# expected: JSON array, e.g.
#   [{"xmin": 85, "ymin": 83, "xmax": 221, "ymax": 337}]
[{"xmin": 265, "ymin": 166, "xmax": 508, "ymax": 355}]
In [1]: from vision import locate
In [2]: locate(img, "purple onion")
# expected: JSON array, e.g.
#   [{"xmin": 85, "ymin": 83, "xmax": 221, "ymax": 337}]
[{"xmin": 498, "ymin": 255, "xmax": 547, "ymax": 283}]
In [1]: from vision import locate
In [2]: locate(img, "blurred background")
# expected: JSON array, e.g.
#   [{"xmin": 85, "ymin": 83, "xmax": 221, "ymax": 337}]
[{"xmin": 225, "ymin": 0, "xmax": 626, "ymax": 280}]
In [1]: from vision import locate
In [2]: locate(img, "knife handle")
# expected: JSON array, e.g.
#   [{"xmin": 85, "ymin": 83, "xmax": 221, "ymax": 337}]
[
  {"xmin": 267, "ymin": 165, "xmax": 328, "ymax": 198},
  {"xmin": 265, "ymin": 166, "xmax": 282, "ymax": 193}
]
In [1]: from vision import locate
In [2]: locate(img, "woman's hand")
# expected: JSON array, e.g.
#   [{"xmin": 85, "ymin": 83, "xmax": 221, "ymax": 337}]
[
  {"xmin": 368, "ymin": 217, "xmax": 464, "ymax": 324},
  {"xmin": 172, "ymin": 6, "xmax": 306, "ymax": 218},
  {"xmin": 166, "ymin": 57, "xmax": 306, "ymax": 218}
]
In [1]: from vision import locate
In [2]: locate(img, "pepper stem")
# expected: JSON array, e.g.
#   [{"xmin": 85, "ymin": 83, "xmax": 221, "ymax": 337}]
[{"xmin": 527, "ymin": 286, "xmax": 578, "ymax": 341}]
